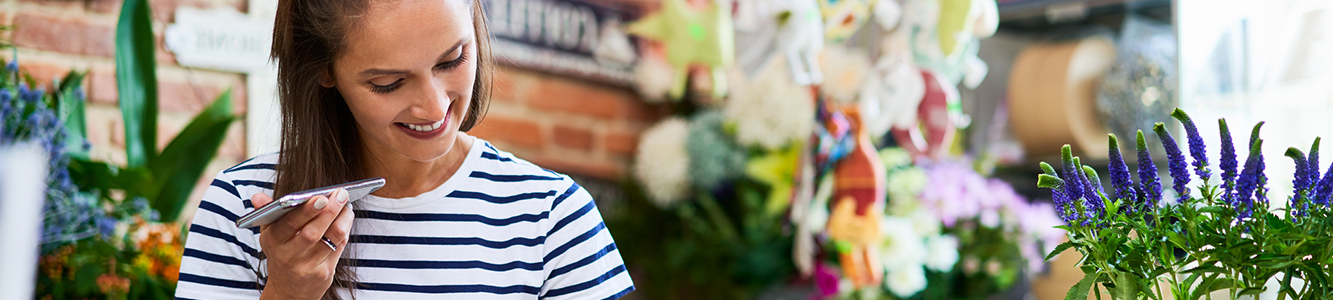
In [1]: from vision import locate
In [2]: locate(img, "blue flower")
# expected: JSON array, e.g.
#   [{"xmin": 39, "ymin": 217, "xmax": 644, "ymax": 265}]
[
  {"xmin": 1234, "ymin": 123, "xmax": 1265, "ymax": 219},
  {"xmin": 1155, "ymin": 123, "xmax": 1191, "ymax": 204},
  {"xmin": 5, "ymin": 60, "xmax": 17, "ymax": 73},
  {"xmin": 1219, "ymin": 119, "xmax": 1239, "ymax": 202},
  {"xmin": 1286, "ymin": 148, "xmax": 1311, "ymax": 213},
  {"xmin": 1060, "ymin": 145, "xmax": 1085, "ymax": 206},
  {"xmin": 1107, "ymin": 134, "xmax": 1137, "ymax": 210},
  {"xmin": 1305, "ymin": 139, "xmax": 1320, "ymax": 198},
  {"xmin": 1136, "ymin": 131, "xmax": 1162, "ymax": 210},
  {"xmin": 1172, "ymin": 109, "xmax": 1211, "ymax": 182},
  {"xmin": 1078, "ymin": 163, "xmax": 1107, "ymax": 220}
]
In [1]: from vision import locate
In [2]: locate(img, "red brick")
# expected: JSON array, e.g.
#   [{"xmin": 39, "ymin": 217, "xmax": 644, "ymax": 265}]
[
  {"xmin": 88, "ymin": 72, "xmax": 249, "ymax": 115},
  {"xmin": 552, "ymin": 124, "xmax": 593, "ymax": 150},
  {"xmin": 468, "ymin": 115, "xmax": 544, "ymax": 149},
  {"xmin": 527, "ymin": 155, "xmax": 622, "ymax": 180},
  {"xmin": 19, "ymin": 0, "xmax": 83, "ymax": 10},
  {"xmin": 524, "ymin": 76, "xmax": 644, "ymax": 120},
  {"xmin": 86, "ymin": 68, "xmax": 117, "ymax": 105},
  {"xmin": 87, "ymin": 0, "xmax": 123, "ymax": 14},
  {"xmin": 13, "ymin": 14, "xmax": 116, "ymax": 57},
  {"xmin": 219, "ymin": 122, "xmax": 246, "ymax": 161},
  {"xmin": 604, "ymin": 131, "xmax": 639, "ymax": 158},
  {"xmin": 18, "ymin": 61, "xmax": 88, "ymax": 91},
  {"xmin": 491, "ymin": 67, "xmax": 535, "ymax": 103}
]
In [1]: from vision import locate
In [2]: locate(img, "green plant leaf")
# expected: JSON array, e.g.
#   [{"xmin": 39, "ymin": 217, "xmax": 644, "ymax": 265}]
[
  {"xmin": 1239, "ymin": 287, "xmax": 1265, "ymax": 296},
  {"xmin": 1047, "ymin": 241, "xmax": 1076, "ymax": 262},
  {"xmin": 115, "ymin": 0, "xmax": 158, "ymax": 168},
  {"xmin": 1190, "ymin": 276, "xmax": 1232, "ymax": 300},
  {"xmin": 1066, "ymin": 271, "xmax": 1098, "ymax": 300},
  {"xmin": 55, "ymin": 70, "xmax": 89, "ymax": 158},
  {"xmin": 148, "ymin": 90, "xmax": 235, "ymax": 222},
  {"xmin": 1110, "ymin": 272, "xmax": 1140, "ymax": 299}
]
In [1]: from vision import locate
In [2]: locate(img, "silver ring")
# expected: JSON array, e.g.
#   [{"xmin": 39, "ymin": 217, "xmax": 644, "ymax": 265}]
[{"xmin": 321, "ymin": 237, "xmax": 338, "ymax": 251}]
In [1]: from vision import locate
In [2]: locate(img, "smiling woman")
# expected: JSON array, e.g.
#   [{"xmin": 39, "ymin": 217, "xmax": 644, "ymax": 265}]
[{"xmin": 173, "ymin": 0, "xmax": 634, "ymax": 299}]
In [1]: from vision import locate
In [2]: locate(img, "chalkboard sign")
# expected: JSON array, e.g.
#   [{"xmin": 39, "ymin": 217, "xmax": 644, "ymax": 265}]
[{"xmin": 483, "ymin": 0, "xmax": 639, "ymax": 85}]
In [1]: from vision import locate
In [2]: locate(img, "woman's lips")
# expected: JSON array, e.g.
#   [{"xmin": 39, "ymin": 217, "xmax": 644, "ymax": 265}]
[{"xmin": 395, "ymin": 114, "xmax": 449, "ymax": 140}]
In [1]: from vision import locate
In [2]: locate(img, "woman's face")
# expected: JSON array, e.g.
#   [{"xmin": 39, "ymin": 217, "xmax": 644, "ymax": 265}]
[{"xmin": 330, "ymin": 0, "xmax": 477, "ymax": 163}]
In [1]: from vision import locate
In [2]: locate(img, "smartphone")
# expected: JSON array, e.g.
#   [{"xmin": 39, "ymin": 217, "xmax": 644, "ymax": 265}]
[{"xmin": 235, "ymin": 177, "xmax": 387, "ymax": 228}]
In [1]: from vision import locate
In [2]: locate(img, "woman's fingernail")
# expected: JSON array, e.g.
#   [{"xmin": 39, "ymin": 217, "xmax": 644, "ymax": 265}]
[
  {"xmin": 313, "ymin": 197, "xmax": 328, "ymax": 210},
  {"xmin": 336, "ymin": 189, "xmax": 349, "ymax": 203}
]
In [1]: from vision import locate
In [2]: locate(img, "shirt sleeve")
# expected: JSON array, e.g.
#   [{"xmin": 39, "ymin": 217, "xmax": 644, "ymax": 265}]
[
  {"xmin": 538, "ymin": 179, "xmax": 635, "ymax": 300},
  {"xmin": 175, "ymin": 171, "xmax": 266, "ymax": 300}
]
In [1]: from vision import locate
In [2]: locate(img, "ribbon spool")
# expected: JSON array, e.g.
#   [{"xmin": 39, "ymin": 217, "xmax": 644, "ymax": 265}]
[{"xmin": 1008, "ymin": 36, "xmax": 1117, "ymax": 159}]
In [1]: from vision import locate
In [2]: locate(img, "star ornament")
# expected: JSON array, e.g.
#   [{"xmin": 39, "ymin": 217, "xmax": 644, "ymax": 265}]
[{"xmin": 627, "ymin": 0, "xmax": 735, "ymax": 99}]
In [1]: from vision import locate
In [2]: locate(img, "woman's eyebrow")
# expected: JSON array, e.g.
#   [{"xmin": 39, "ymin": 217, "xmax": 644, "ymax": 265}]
[{"xmin": 357, "ymin": 37, "xmax": 472, "ymax": 78}]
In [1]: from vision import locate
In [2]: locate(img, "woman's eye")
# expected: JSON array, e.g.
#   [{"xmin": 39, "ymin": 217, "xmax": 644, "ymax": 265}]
[
  {"xmin": 434, "ymin": 51, "xmax": 469, "ymax": 71},
  {"xmin": 369, "ymin": 79, "xmax": 404, "ymax": 94}
]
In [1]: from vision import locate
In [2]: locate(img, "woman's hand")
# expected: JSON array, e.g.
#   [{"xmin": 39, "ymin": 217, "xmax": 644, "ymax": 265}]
[{"xmin": 251, "ymin": 188, "xmax": 354, "ymax": 300}]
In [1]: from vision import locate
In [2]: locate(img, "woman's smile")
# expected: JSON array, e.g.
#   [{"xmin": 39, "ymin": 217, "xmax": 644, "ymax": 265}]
[{"xmin": 395, "ymin": 110, "xmax": 450, "ymax": 140}]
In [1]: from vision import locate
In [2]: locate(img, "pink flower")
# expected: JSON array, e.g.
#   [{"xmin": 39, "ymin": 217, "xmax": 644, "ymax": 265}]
[{"xmin": 812, "ymin": 262, "xmax": 841, "ymax": 299}]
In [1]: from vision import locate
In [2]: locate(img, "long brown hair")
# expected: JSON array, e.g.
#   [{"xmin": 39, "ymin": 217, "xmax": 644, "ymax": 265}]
[{"xmin": 268, "ymin": 0, "xmax": 492, "ymax": 298}]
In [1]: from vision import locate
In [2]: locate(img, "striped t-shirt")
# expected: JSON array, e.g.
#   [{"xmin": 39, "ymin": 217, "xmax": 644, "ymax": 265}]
[{"xmin": 175, "ymin": 139, "xmax": 634, "ymax": 299}]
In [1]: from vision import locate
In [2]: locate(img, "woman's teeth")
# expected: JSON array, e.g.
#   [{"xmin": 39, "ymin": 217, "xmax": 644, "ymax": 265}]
[{"xmin": 403, "ymin": 121, "xmax": 443, "ymax": 132}]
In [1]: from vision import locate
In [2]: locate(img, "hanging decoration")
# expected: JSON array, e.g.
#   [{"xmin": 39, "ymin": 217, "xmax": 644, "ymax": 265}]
[{"xmin": 625, "ymin": 0, "xmax": 734, "ymax": 99}]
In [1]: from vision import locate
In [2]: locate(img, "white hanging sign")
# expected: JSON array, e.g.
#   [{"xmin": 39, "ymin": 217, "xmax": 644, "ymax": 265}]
[{"xmin": 164, "ymin": 7, "xmax": 273, "ymax": 73}]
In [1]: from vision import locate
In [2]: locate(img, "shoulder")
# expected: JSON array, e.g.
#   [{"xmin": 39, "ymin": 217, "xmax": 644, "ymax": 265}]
[{"xmin": 467, "ymin": 139, "xmax": 587, "ymax": 205}]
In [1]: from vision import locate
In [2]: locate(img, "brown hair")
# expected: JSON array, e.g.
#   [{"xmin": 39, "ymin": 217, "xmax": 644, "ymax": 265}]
[{"xmin": 267, "ymin": 0, "xmax": 492, "ymax": 298}]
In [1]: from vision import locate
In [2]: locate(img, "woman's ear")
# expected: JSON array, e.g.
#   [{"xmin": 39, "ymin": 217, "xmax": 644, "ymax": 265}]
[{"xmin": 319, "ymin": 70, "xmax": 336, "ymax": 88}]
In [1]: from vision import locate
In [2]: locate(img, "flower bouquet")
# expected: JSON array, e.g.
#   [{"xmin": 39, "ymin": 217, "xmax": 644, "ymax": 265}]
[{"xmin": 1038, "ymin": 108, "xmax": 1333, "ymax": 299}]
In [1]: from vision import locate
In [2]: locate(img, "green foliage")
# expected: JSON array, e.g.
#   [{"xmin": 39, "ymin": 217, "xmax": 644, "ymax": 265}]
[
  {"xmin": 71, "ymin": 0, "xmax": 236, "ymax": 223},
  {"xmin": 607, "ymin": 178, "xmax": 795, "ymax": 300}
]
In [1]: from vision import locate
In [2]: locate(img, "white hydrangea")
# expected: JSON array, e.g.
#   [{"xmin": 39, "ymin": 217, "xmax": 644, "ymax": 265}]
[
  {"xmin": 633, "ymin": 118, "xmax": 691, "ymax": 207},
  {"xmin": 883, "ymin": 265, "xmax": 927, "ymax": 298},
  {"xmin": 633, "ymin": 55, "xmax": 676, "ymax": 103},
  {"xmin": 923, "ymin": 234, "xmax": 960, "ymax": 272},
  {"xmin": 724, "ymin": 58, "xmax": 816, "ymax": 150},
  {"xmin": 879, "ymin": 216, "xmax": 927, "ymax": 272}
]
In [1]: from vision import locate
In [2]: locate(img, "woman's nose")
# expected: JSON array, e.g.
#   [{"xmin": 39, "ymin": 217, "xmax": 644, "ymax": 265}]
[{"xmin": 410, "ymin": 75, "xmax": 450, "ymax": 120}]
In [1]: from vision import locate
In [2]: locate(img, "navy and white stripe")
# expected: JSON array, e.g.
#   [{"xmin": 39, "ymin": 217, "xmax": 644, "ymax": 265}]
[{"xmin": 176, "ymin": 140, "xmax": 634, "ymax": 299}]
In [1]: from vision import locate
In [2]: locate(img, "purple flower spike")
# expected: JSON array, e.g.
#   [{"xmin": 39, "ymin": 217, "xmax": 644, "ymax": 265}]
[
  {"xmin": 1172, "ymin": 109, "xmax": 1211, "ymax": 182},
  {"xmin": 1060, "ymin": 145, "xmax": 1085, "ymax": 205},
  {"xmin": 1155, "ymin": 123, "xmax": 1191, "ymax": 204},
  {"xmin": 1107, "ymin": 134, "xmax": 1138, "ymax": 210},
  {"xmin": 1306, "ymin": 138, "xmax": 1320, "ymax": 197},
  {"xmin": 1136, "ymin": 131, "xmax": 1162, "ymax": 210},
  {"xmin": 1236, "ymin": 135, "xmax": 1265, "ymax": 219},
  {"xmin": 1219, "ymin": 119, "xmax": 1239, "ymax": 203},
  {"xmin": 1286, "ymin": 148, "xmax": 1312, "ymax": 212},
  {"xmin": 1080, "ymin": 164, "xmax": 1107, "ymax": 219},
  {"xmin": 1038, "ymin": 162, "xmax": 1078, "ymax": 223}
]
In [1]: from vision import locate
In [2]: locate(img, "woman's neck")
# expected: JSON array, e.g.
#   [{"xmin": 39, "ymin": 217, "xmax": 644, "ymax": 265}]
[{"xmin": 362, "ymin": 133, "xmax": 474, "ymax": 199}]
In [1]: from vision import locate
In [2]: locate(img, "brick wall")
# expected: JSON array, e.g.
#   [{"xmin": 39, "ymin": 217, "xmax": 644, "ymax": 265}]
[
  {"xmin": 3, "ymin": 0, "xmax": 250, "ymax": 220},
  {"xmin": 4, "ymin": 0, "xmax": 662, "ymax": 220},
  {"xmin": 475, "ymin": 66, "xmax": 662, "ymax": 180}
]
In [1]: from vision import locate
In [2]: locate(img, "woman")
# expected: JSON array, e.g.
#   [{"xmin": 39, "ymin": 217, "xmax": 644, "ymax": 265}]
[{"xmin": 174, "ymin": 0, "xmax": 634, "ymax": 298}]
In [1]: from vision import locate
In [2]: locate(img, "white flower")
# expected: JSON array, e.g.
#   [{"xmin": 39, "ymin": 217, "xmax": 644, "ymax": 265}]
[
  {"xmin": 725, "ymin": 58, "xmax": 816, "ymax": 150},
  {"xmin": 633, "ymin": 118, "xmax": 691, "ymax": 207},
  {"xmin": 819, "ymin": 45, "xmax": 872, "ymax": 103},
  {"xmin": 633, "ymin": 55, "xmax": 676, "ymax": 103},
  {"xmin": 886, "ymin": 167, "xmax": 927, "ymax": 200},
  {"xmin": 879, "ymin": 216, "xmax": 927, "ymax": 271},
  {"xmin": 883, "ymin": 265, "xmax": 927, "ymax": 298},
  {"xmin": 923, "ymin": 234, "xmax": 960, "ymax": 272},
  {"xmin": 907, "ymin": 208, "xmax": 941, "ymax": 237}
]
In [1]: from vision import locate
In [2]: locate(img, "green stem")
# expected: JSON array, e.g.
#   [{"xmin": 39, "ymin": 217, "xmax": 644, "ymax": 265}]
[{"xmin": 694, "ymin": 192, "xmax": 740, "ymax": 244}]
